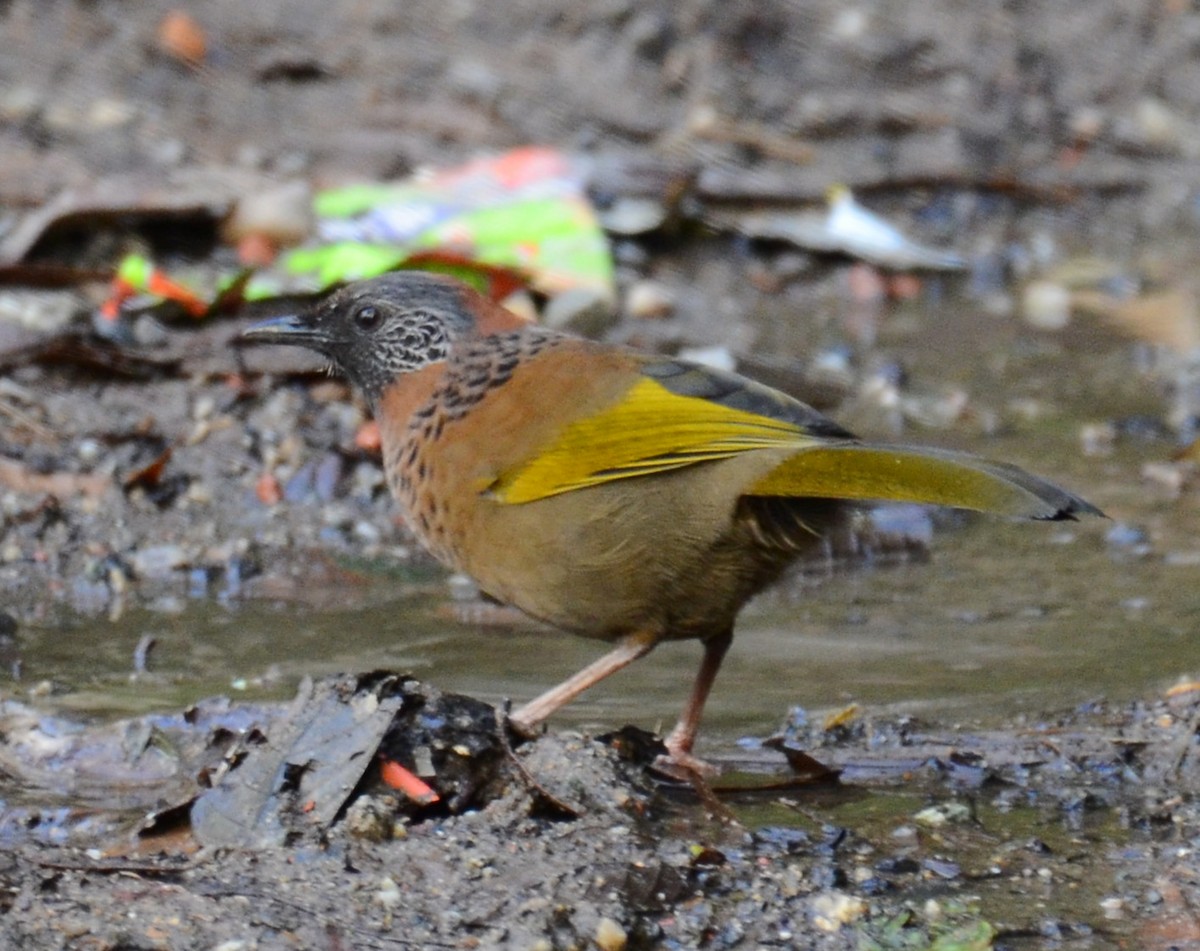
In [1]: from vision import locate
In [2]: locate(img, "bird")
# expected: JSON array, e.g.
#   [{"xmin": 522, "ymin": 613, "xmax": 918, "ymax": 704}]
[{"xmin": 242, "ymin": 270, "xmax": 1101, "ymax": 774}]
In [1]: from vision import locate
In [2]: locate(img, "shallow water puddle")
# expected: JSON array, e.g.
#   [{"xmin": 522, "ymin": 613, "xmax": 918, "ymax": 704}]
[{"xmin": 10, "ymin": 499, "xmax": 1195, "ymax": 758}]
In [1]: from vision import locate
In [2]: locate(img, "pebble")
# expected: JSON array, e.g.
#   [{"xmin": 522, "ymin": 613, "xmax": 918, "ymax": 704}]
[
  {"xmin": 600, "ymin": 196, "xmax": 667, "ymax": 236},
  {"xmin": 0, "ymin": 290, "xmax": 80, "ymax": 333},
  {"xmin": 923, "ymin": 857, "xmax": 962, "ymax": 879},
  {"xmin": 314, "ymin": 453, "xmax": 344, "ymax": 501},
  {"xmin": 625, "ymin": 279, "xmax": 676, "ymax": 319},
  {"xmin": 1022, "ymin": 280, "xmax": 1072, "ymax": 330},
  {"xmin": 129, "ymin": 545, "xmax": 188, "ymax": 580},
  {"xmin": 222, "ymin": 180, "xmax": 314, "ymax": 248},
  {"xmin": 875, "ymin": 855, "xmax": 920, "ymax": 874},
  {"xmin": 185, "ymin": 482, "xmax": 212, "ymax": 505},
  {"xmin": 1105, "ymin": 523, "xmax": 1149, "ymax": 550},
  {"xmin": 612, "ymin": 239, "xmax": 650, "ymax": 268},
  {"xmin": 132, "ymin": 314, "xmax": 171, "ymax": 348},
  {"xmin": 1079, "ymin": 421, "xmax": 1117, "ymax": 456},
  {"xmin": 345, "ymin": 796, "xmax": 399, "ymax": 842},
  {"xmin": 1099, "ymin": 896, "xmax": 1125, "ymax": 919},
  {"xmin": 374, "ymin": 876, "xmax": 402, "ymax": 908},
  {"xmin": 353, "ymin": 520, "xmax": 382, "ymax": 545},
  {"xmin": 77, "ymin": 439, "xmax": 103, "ymax": 466},
  {"xmin": 594, "ymin": 917, "xmax": 627, "ymax": 951},
  {"xmin": 914, "ymin": 802, "xmax": 971, "ymax": 827},
  {"xmin": 1142, "ymin": 460, "xmax": 1189, "ymax": 496},
  {"xmin": 810, "ymin": 892, "xmax": 867, "ymax": 931},
  {"xmin": 1133, "ymin": 97, "xmax": 1182, "ymax": 150},
  {"xmin": 542, "ymin": 288, "xmax": 618, "ymax": 336},
  {"xmin": 0, "ymin": 85, "xmax": 39, "ymax": 123},
  {"xmin": 192, "ymin": 395, "xmax": 216, "ymax": 422}
]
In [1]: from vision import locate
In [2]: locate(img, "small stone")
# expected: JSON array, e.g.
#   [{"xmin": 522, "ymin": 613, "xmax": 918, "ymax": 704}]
[
  {"xmin": 625, "ymin": 280, "xmax": 675, "ymax": 319},
  {"xmin": 345, "ymin": 796, "xmax": 398, "ymax": 842},
  {"xmin": 222, "ymin": 180, "xmax": 314, "ymax": 248},
  {"xmin": 185, "ymin": 482, "xmax": 212, "ymax": 505},
  {"xmin": 132, "ymin": 314, "xmax": 171, "ymax": 348},
  {"xmin": 594, "ymin": 917, "xmax": 627, "ymax": 951},
  {"xmin": 87, "ymin": 97, "xmax": 136, "ymax": 131},
  {"xmin": 192, "ymin": 395, "xmax": 216, "ymax": 421},
  {"xmin": 353, "ymin": 520, "xmax": 382, "ymax": 544},
  {"xmin": 1133, "ymin": 97, "xmax": 1181, "ymax": 149},
  {"xmin": 914, "ymin": 802, "xmax": 970, "ymax": 827},
  {"xmin": 1105, "ymin": 523, "xmax": 1148, "ymax": 549},
  {"xmin": 810, "ymin": 891, "xmax": 867, "ymax": 931},
  {"xmin": 129, "ymin": 545, "xmax": 188, "ymax": 579},
  {"xmin": 600, "ymin": 196, "xmax": 667, "ymax": 236},
  {"xmin": 1022, "ymin": 280, "xmax": 1072, "ymax": 330},
  {"xmin": 374, "ymin": 876, "xmax": 402, "ymax": 908},
  {"xmin": 1069, "ymin": 106, "xmax": 1105, "ymax": 141},
  {"xmin": 1079, "ymin": 421, "xmax": 1116, "ymax": 457},
  {"xmin": 923, "ymin": 857, "xmax": 962, "ymax": 879},
  {"xmin": 1142, "ymin": 461, "xmax": 1188, "ymax": 496},
  {"xmin": 542, "ymin": 288, "xmax": 617, "ymax": 335},
  {"xmin": 77, "ymin": 438, "xmax": 103, "ymax": 465}
]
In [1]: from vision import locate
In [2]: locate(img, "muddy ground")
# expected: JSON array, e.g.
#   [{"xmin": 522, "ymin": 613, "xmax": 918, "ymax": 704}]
[{"xmin": 1, "ymin": 0, "xmax": 1200, "ymax": 948}]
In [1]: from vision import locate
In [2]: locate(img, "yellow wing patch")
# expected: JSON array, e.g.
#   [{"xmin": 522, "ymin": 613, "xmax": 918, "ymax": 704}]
[
  {"xmin": 487, "ymin": 376, "xmax": 1087, "ymax": 519},
  {"xmin": 489, "ymin": 376, "xmax": 818, "ymax": 504}
]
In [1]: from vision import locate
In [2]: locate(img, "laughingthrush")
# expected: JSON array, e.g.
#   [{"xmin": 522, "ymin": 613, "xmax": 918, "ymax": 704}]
[{"xmin": 244, "ymin": 271, "xmax": 1101, "ymax": 772}]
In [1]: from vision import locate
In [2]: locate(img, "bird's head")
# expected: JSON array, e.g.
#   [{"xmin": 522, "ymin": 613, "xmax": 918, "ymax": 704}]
[{"xmin": 242, "ymin": 271, "xmax": 528, "ymax": 406}]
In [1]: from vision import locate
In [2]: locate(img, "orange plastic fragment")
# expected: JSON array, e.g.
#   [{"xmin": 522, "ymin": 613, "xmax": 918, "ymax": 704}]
[
  {"xmin": 354, "ymin": 420, "xmax": 382, "ymax": 453},
  {"xmin": 255, "ymin": 471, "xmax": 282, "ymax": 505},
  {"xmin": 380, "ymin": 759, "xmax": 440, "ymax": 804},
  {"xmin": 237, "ymin": 232, "xmax": 279, "ymax": 268},
  {"xmin": 144, "ymin": 271, "xmax": 208, "ymax": 317},
  {"xmin": 157, "ymin": 10, "xmax": 207, "ymax": 66}
]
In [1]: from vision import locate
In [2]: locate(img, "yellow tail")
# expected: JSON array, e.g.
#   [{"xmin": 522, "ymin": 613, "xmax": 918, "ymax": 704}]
[{"xmin": 749, "ymin": 444, "xmax": 1101, "ymax": 520}]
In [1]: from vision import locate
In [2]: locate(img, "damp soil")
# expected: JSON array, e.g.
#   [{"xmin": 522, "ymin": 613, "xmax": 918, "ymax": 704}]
[{"xmin": 1, "ymin": 1, "xmax": 1199, "ymax": 947}]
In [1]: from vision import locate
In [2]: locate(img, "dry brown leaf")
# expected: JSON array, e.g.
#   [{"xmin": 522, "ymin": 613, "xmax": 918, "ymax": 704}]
[
  {"xmin": 1071, "ymin": 287, "xmax": 1200, "ymax": 352},
  {"xmin": 0, "ymin": 458, "xmax": 110, "ymax": 499}
]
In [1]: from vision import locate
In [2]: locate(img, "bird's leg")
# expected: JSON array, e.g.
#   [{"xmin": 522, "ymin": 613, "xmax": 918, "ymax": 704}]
[
  {"xmin": 660, "ymin": 628, "xmax": 733, "ymax": 774},
  {"xmin": 509, "ymin": 629, "xmax": 659, "ymax": 734}
]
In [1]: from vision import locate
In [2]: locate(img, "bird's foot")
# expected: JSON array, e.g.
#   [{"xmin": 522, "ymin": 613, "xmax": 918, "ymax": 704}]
[
  {"xmin": 653, "ymin": 740, "xmax": 719, "ymax": 780},
  {"xmin": 653, "ymin": 742, "xmax": 738, "ymax": 822}
]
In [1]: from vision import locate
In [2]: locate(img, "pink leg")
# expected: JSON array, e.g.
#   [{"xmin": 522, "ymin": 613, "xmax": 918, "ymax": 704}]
[
  {"xmin": 661, "ymin": 628, "xmax": 733, "ymax": 773},
  {"xmin": 509, "ymin": 629, "xmax": 659, "ymax": 732}
]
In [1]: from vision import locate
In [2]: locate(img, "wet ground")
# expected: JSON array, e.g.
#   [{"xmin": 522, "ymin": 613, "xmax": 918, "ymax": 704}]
[{"xmin": 2, "ymin": 0, "xmax": 1200, "ymax": 947}]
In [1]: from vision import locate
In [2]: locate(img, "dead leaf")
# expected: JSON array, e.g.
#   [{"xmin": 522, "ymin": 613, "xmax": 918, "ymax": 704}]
[{"xmin": 0, "ymin": 458, "xmax": 110, "ymax": 499}]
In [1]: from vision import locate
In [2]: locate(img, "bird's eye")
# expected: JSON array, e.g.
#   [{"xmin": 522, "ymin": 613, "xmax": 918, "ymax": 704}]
[{"xmin": 354, "ymin": 305, "xmax": 382, "ymax": 332}]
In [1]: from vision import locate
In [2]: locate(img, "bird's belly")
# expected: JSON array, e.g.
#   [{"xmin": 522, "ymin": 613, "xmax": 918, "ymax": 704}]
[{"xmin": 432, "ymin": 462, "xmax": 823, "ymax": 643}]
